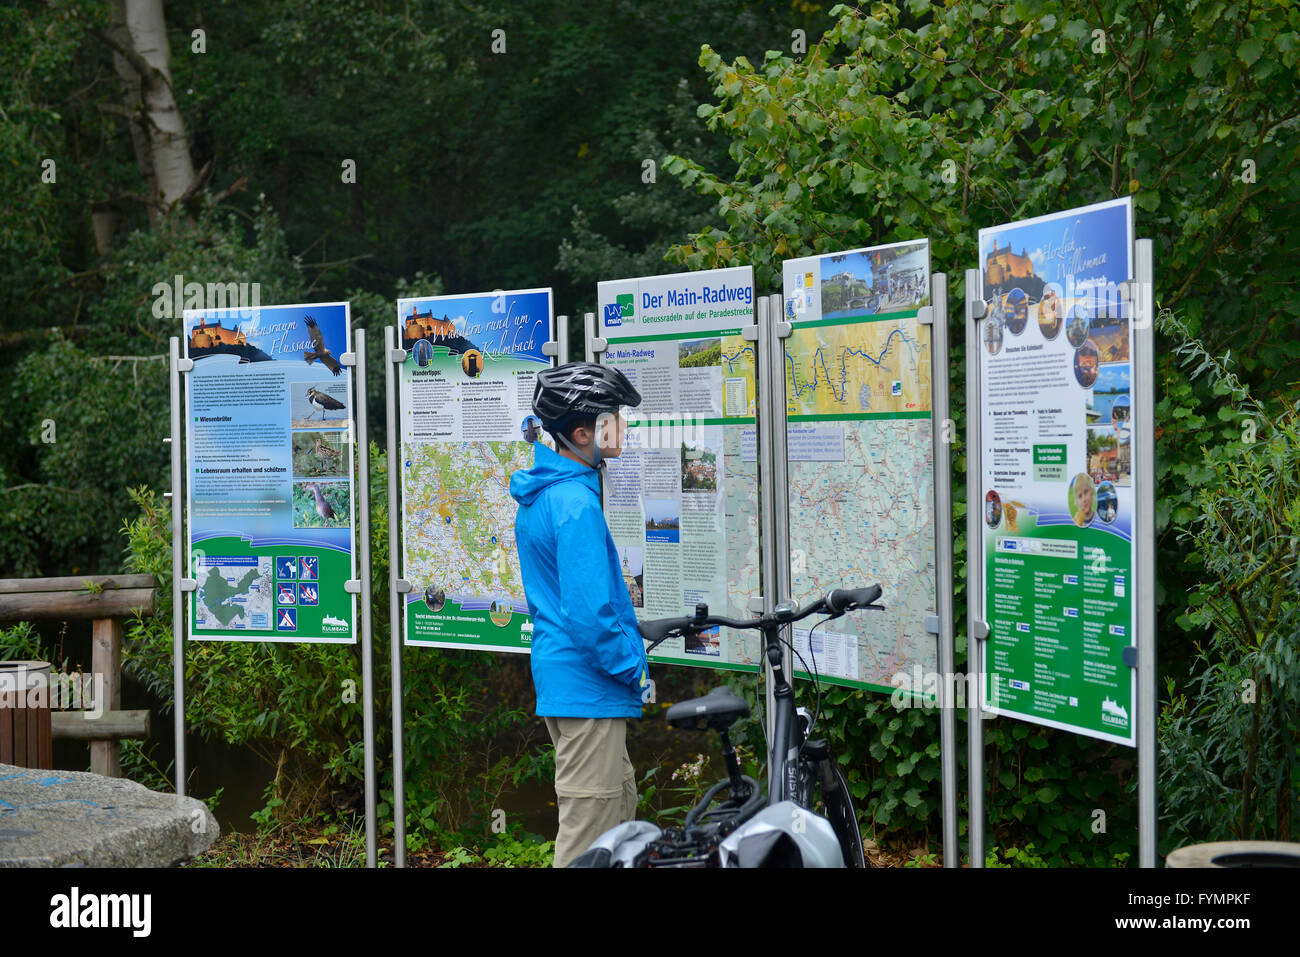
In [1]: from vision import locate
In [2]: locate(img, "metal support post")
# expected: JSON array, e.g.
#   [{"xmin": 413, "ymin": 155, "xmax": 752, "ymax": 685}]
[
  {"xmin": 1133, "ymin": 238, "xmax": 1157, "ymax": 868},
  {"xmin": 354, "ymin": 329, "xmax": 377, "ymax": 868},
  {"xmin": 169, "ymin": 337, "xmax": 188, "ymax": 796},
  {"xmin": 384, "ymin": 325, "xmax": 407, "ymax": 867},
  {"xmin": 964, "ymin": 269, "xmax": 988, "ymax": 868},
  {"xmin": 928, "ymin": 274, "xmax": 959, "ymax": 867}
]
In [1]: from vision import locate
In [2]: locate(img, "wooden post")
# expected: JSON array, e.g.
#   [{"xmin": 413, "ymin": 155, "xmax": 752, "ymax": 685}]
[
  {"xmin": 0, "ymin": 682, "xmax": 10, "ymax": 763},
  {"xmin": 90, "ymin": 617, "xmax": 122, "ymax": 777},
  {"xmin": 0, "ymin": 575, "xmax": 158, "ymax": 620},
  {"xmin": 52, "ymin": 710, "xmax": 150, "ymax": 739},
  {"xmin": 1, "ymin": 576, "xmax": 157, "ymax": 777}
]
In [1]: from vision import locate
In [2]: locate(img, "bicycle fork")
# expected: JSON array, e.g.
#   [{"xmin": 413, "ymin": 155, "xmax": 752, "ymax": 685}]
[
  {"xmin": 768, "ymin": 638, "xmax": 800, "ymax": 803},
  {"xmin": 800, "ymin": 735, "xmax": 864, "ymax": 867}
]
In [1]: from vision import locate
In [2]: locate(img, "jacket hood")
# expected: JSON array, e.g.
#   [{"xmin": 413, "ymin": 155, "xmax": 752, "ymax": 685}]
[{"xmin": 510, "ymin": 442, "xmax": 597, "ymax": 506}]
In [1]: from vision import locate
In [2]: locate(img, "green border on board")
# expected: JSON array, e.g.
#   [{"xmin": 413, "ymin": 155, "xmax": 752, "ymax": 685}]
[
  {"xmin": 788, "ymin": 411, "xmax": 932, "ymax": 422},
  {"xmin": 649, "ymin": 656, "xmax": 760, "ymax": 674},
  {"xmin": 626, "ymin": 416, "xmax": 755, "ymax": 426},
  {"xmin": 792, "ymin": 672, "xmax": 915, "ymax": 697},
  {"xmin": 791, "ymin": 308, "xmax": 918, "ymax": 329},
  {"xmin": 607, "ymin": 328, "xmax": 744, "ymax": 343}
]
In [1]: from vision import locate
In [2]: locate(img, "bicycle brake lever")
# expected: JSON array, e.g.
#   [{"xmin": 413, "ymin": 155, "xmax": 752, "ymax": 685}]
[
  {"xmin": 644, "ymin": 635, "xmax": 670, "ymax": 654},
  {"xmin": 823, "ymin": 600, "xmax": 884, "ymax": 623}
]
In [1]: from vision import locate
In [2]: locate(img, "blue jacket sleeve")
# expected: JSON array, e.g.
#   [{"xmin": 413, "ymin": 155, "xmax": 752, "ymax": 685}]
[{"xmin": 554, "ymin": 495, "xmax": 646, "ymax": 689}]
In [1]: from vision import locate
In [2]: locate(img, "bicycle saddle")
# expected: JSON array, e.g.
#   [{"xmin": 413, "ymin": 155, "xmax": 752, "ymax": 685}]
[{"xmin": 666, "ymin": 686, "xmax": 750, "ymax": 731}]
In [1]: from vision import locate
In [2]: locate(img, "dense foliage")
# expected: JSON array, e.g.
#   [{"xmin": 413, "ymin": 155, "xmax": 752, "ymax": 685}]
[
  {"xmin": 1157, "ymin": 313, "xmax": 1299, "ymax": 844},
  {"xmin": 6, "ymin": 203, "xmax": 302, "ymax": 575},
  {"xmin": 2, "ymin": 0, "xmax": 811, "ymax": 574}
]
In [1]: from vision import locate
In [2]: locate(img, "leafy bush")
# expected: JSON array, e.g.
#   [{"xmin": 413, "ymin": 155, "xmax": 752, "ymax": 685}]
[
  {"xmin": 434, "ymin": 836, "xmax": 554, "ymax": 869},
  {"xmin": 0, "ymin": 621, "xmax": 42, "ymax": 660},
  {"xmin": 482, "ymin": 836, "xmax": 555, "ymax": 868},
  {"xmin": 1157, "ymin": 312, "xmax": 1300, "ymax": 844}
]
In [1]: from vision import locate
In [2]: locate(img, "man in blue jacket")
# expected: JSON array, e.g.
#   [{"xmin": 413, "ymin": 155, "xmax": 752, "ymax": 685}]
[{"xmin": 510, "ymin": 362, "xmax": 650, "ymax": 868}]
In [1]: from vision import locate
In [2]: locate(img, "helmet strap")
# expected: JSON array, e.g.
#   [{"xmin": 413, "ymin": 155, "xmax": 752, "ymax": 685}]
[{"xmin": 556, "ymin": 429, "xmax": 603, "ymax": 470}]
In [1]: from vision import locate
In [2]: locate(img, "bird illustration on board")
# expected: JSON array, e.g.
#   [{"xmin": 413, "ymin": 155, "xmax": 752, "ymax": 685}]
[
  {"xmin": 313, "ymin": 436, "xmax": 341, "ymax": 461},
  {"xmin": 306, "ymin": 386, "xmax": 346, "ymax": 421},
  {"xmin": 304, "ymin": 483, "xmax": 337, "ymax": 522},
  {"xmin": 302, "ymin": 316, "xmax": 342, "ymax": 375}
]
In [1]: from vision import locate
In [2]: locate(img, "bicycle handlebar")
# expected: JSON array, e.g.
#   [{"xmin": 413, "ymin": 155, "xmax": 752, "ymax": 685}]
[
  {"xmin": 638, "ymin": 616, "xmax": 691, "ymax": 648},
  {"xmin": 824, "ymin": 584, "xmax": 882, "ymax": 615},
  {"xmin": 637, "ymin": 585, "xmax": 885, "ymax": 652}
]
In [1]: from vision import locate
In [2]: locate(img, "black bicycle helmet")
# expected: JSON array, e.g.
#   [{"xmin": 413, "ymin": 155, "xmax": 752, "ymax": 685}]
[
  {"xmin": 532, "ymin": 362, "xmax": 641, "ymax": 468},
  {"xmin": 532, "ymin": 362, "xmax": 641, "ymax": 429}
]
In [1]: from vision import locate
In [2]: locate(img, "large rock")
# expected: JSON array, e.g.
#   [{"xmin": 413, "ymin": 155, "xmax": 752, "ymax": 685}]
[
  {"xmin": 1166, "ymin": 840, "xmax": 1300, "ymax": 868},
  {"xmin": 0, "ymin": 763, "xmax": 218, "ymax": 867}
]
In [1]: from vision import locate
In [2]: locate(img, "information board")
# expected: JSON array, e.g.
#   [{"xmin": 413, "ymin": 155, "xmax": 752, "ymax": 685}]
[
  {"xmin": 596, "ymin": 266, "xmax": 761, "ymax": 671},
  {"xmin": 975, "ymin": 197, "xmax": 1137, "ymax": 745},
  {"xmin": 184, "ymin": 301, "xmax": 356, "ymax": 643},
  {"xmin": 780, "ymin": 241, "xmax": 938, "ymax": 691},
  {"xmin": 397, "ymin": 287, "xmax": 553, "ymax": 651}
]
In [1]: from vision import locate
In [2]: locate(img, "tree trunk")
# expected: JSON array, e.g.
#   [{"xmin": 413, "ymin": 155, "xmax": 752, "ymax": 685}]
[
  {"xmin": 106, "ymin": 0, "xmax": 159, "ymax": 225},
  {"xmin": 111, "ymin": 0, "xmax": 197, "ymax": 213}
]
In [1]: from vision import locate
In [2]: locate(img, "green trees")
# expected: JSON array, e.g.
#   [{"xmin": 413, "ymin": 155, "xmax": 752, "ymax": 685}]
[
  {"xmin": 1158, "ymin": 313, "xmax": 1299, "ymax": 843},
  {"xmin": 661, "ymin": 1, "xmax": 1299, "ymax": 853},
  {"xmin": 666, "ymin": 2, "xmax": 1299, "ymax": 348},
  {"xmin": 5, "ymin": 203, "xmax": 304, "ymax": 576},
  {"xmin": 1, "ymin": 0, "xmax": 812, "ymax": 574},
  {"xmin": 1, "ymin": 0, "xmax": 818, "ymax": 841}
]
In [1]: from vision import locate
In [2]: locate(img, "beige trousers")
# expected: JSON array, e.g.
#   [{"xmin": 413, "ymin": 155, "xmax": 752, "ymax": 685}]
[{"xmin": 544, "ymin": 716, "xmax": 637, "ymax": 868}]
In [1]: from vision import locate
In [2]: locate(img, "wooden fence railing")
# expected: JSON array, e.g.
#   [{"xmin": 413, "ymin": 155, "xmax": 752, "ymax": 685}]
[{"xmin": 0, "ymin": 575, "xmax": 157, "ymax": 776}]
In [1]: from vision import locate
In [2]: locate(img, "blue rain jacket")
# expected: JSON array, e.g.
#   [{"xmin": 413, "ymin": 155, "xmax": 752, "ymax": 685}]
[{"xmin": 510, "ymin": 442, "xmax": 649, "ymax": 718}]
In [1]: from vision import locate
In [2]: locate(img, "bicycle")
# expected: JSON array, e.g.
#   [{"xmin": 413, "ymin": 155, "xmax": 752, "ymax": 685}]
[{"xmin": 569, "ymin": 585, "xmax": 885, "ymax": 868}]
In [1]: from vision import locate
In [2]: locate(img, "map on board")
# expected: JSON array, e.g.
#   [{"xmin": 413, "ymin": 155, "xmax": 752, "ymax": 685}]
[
  {"xmin": 779, "ymin": 239, "xmax": 938, "ymax": 691},
  {"xmin": 403, "ymin": 441, "xmax": 530, "ymax": 604},
  {"xmin": 720, "ymin": 334, "xmax": 759, "ymax": 417},
  {"xmin": 787, "ymin": 419, "xmax": 937, "ymax": 689},
  {"xmin": 195, "ymin": 559, "xmax": 273, "ymax": 630},
  {"xmin": 723, "ymin": 426, "xmax": 762, "ymax": 667},
  {"xmin": 784, "ymin": 316, "xmax": 932, "ymax": 417}
]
